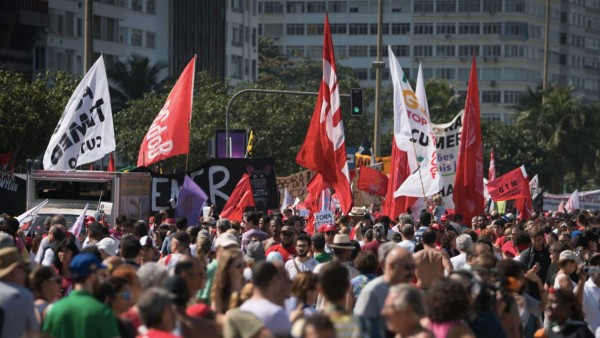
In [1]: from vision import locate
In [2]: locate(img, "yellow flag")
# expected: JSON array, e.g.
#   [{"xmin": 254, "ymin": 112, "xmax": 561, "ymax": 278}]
[{"xmin": 245, "ymin": 130, "xmax": 254, "ymax": 158}]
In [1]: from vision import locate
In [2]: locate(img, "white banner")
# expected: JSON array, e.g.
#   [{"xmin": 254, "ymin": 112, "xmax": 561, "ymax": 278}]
[
  {"xmin": 543, "ymin": 190, "xmax": 600, "ymax": 211},
  {"xmin": 68, "ymin": 203, "xmax": 89, "ymax": 238},
  {"xmin": 314, "ymin": 210, "xmax": 335, "ymax": 232},
  {"xmin": 388, "ymin": 46, "xmax": 442, "ymax": 198},
  {"xmin": 431, "ymin": 110, "xmax": 463, "ymax": 209},
  {"xmin": 43, "ymin": 56, "xmax": 115, "ymax": 170}
]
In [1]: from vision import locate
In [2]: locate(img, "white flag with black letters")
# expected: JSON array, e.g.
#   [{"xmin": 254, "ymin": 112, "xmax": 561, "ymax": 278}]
[{"xmin": 43, "ymin": 55, "xmax": 115, "ymax": 170}]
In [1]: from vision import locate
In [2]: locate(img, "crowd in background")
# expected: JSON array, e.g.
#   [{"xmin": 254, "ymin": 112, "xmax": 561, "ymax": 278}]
[{"xmin": 1, "ymin": 201, "xmax": 600, "ymax": 338}]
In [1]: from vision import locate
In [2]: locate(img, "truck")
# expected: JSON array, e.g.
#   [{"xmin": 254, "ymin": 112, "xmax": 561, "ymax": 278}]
[{"xmin": 26, "ymin": 170, "xmax": 152, "ymax": 230}]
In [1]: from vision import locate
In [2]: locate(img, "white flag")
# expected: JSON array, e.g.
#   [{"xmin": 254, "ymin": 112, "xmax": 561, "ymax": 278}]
[
  {"xmin": 280, "ymin": 188, "xmax": 293, "ymax": 213},
  {"xmin": 565, "ymin": 189, "xmax": 580, "ymax": 212},
  {"xmin": 388, "ymin": 46, "xmax": 442, "ymax": 198},
  {"xmin": 43, "ymin": 56, "xmax": 115, "ymax": 170},
  {"xmin": 415, "ymin": 63, "xmax": 430, "ymax": 120},
  {"xmin": 529, "ymin": 174, "xmax": 540, "ymax": 199},
  {"xmin": 18, "ymin": 199, "xmax": 49, "ymax": 233},
  {"xmin": 69, "ymin": 203, "xmax": 89, "ymax": 238}
]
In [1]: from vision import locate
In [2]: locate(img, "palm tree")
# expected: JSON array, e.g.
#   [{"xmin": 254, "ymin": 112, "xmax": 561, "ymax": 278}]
[
  {"xmin": 425, "ymin": 79, "xmax": 463, "ymax": 123},
  {"xmin": 108, "ymin": 54, "xmax": 168, "ymax": 111}
]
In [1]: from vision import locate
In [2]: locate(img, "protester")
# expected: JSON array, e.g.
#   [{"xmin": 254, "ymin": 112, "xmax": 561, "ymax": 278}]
[
  {"xmin": 197, "ymin": 232, "xmax": 240, "ymax": 305},
  {"xmin": 350, "ymin": 251, "xmax": 378, "ymax": 304},
  {"xmin": 289, "ymin": 271, "xmax": 319, "ymax": 322},
  {"xmin": 311, "ymin": 233, "xmax": 332, "ymax": 263},
  {"xmin": 265, "ymin": 225, "xmax": 297, "ymax": 261},
  {"xmin": 211, "ymin": 248, "xmax": 245, "ymax": 315},
  {"xmin": 536, "ymin": 288, "xmax": 594, "ymax": 338},
  {"xmin": 285, "ymin": 233, "xmax": 319, "ymax": 280},
  {"xmin": 413, "ymin": 230, "xmax": 452, "ymax": 290},
  {"xmin": 52, "ymin": 238, "xmax": 79, "ymax": 296},
  {"xmin": 426, "ymin": 278, "xmax": 476, "ymax": 338},
  {"xmin": 451, "ymin": 234, "xmax": 473, "ymax": 271},
  {"xmin": 399, "ymin": 223, "xmax": 417, "ymax": 253},
  {"xmin": 136, "ymin": 287, "xmax": 180, "ymax": 338},
  {"xmin": 381, "ymin": 284, "xmax": 433, "ymax": 338},
  {"xmin": 28, "ymin": 265, "xmax": 61, "ymax": 324}
]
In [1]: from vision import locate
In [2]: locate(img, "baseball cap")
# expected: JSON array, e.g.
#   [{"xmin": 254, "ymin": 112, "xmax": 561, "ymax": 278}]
[
  {"xmin": 139, "ymin": 235, "xmax": 156, "ymax": 248},
  {"xmin": 318, "ymin": 224, "xmax": 337, "ymax": 233},
  {"xmin": 559, "ymin": 250, "xmax": 581, "ymax": 264},
  {"xmin": 69, "ymin": 253, "xmax": 106, "ymax": 278},
  {"xmin": 96, "ymin": 237, "xmax": 119, "ymax": 256}
]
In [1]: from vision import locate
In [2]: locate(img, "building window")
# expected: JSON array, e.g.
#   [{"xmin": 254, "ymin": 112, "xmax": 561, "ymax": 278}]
[
  {"xmin": 263, "ymin": 1, "xmax": 283, "ymax": 13},
  {"xmin": 348, "ymin": 45, "xmax": 368, "ymax": 57},
  {"xmin": 503, "ymin": 90, "xmax": 526, "ymax": 104},
  {"xmin": 146, "ymin": 0, "xmax": 155, "ymax": 14},
  {"xmin": 391, "ymin": 45, "xmax": 410, "ymax": 56},
  {"xmin": 504, "ymin": 22, "xmax": 528, "ymax": 37},
  {"xmin": 307, "ymin": 1, "xmax": 326, "ymax": 13},
  {"xmin": 286, "ymin": 45, "xmax": 304, "ymax": 57},
  {"xmin": 232, "ymin": 25, "xmax": 244, "ymax": 45},
  {"xmin": 66, "ymin": 12, "xmax": 74, "ymax": 36},
  {"xmin": 286, "ymin": 24, "xmax": 304, "ymax": 35},
  {"xmin": 354, "ymin": 68, "xmax": 368, "ymax": 80},
  {"xmin": 286, "ymin": 1, "xmax": 304, "ymax": 13},
  {"xmin": 483, "ymin": 23, "xmax": 502, "ymax": 34},
  {"xmin": 131, "ymin": 29, "xmax": 143, "ymax": 46},
  {"xmin": 331, "ymin": 1, "xmax": 347, "ymax": 12},
  {"xmin": 335, "ymin": 45, "xmax": 347, "ymax": 58},
  {"xmin": 57, "ymin": 14, "xmax": 64, "ymax": 35},
  {"xmin": 436, "ymin": 45, "xmax": 456, "ymax": 57},
  {"xmin": 481, "ymin": 91, "xmax": 501, "ymax": 103},
  {"xmin": 458, "ymin": 0, "xmax": 480, "ymax": 12},
  {"xmin": 146, "ymin": 32, "xmax": 155, "ymax": 49},
  {"xmin": 457, "ymin": 68, "xmax": 471, "ymax": 80},
  {"xmin": 414, "ymin": 23, "xmax": 434, "ymax": 34},
  {"xmin": 131, "ymin": 0, "xmax": 142, "ymax": 11},
  {"xmin": 77, "ymin": 18, "xmax": 82, "ymax": 37},
  {"xmin": 436, "ymin": 23, "xmax": 456, "ymax": 35},
  {"xmin": 436, "ymin": 0, "xmax": 456, "ymax": 12},
  {"xmin": 483, "ymin": 0, "xmax": 502, "ymax": 12},
  {"xmin": 458, "ymin": 45, "xmax": 479, "ymax": 56},
  {"xmin": 231, "ymin": 55, "xmax": 243, "ymax": 79},
  {"xmin": 391, "ymin": 23, "xmax": 410, "ymax": 34},
  {"xmin": 482, "ymin": 45, "xmax": 501, "ymax": 57},
  {"xmin": 306, "ymin": 46, "xmax": 321, "ymax": 59},
  {"xmin": 435, "ymin": 68, "xmax": 455, "ymax": 79},
  {"xmin": 119, "ymin": 27, "xmax": 128, "ymax": 44},
  {"xmin": 505, "ymin": 0, "xmax": 525, "ymax": 12},
  {"xmin": 370, "ymin": 46, "xmax": 389, "ymax": 57},
  {"xmin": 480, "ymin": 67, "xmax": 501, "ymax": 80},
  {"xmin": 504, "ymin": 45, "xmax": 524, "ymax": 57},
  {"xmin": 330, "ymin": 24, "xmax": 347, "ymax": 34},
  {"xmin": 414, "ymin": 45, "xmax": 433, "ymax": 57},
  {"xmin": 414, "ymin": 0, "xmax": 434, "ymax": 12},
  {"xmin": 458, "ymin": 23, "xmax": 480, "ymax": 34},
  {"xmin": 349, "ymin": 23, "xmax": 368, "ymax": 35},
  {"xmin": 306, "ymin": 24, "xmax": 324, "ymax": 35},
  {"xmin": 252, "ymin": 28, "xmax": 257, "ymax": 47},
  {"xmin": 370, "ymin": 23, "xmax": 389, "ymax": 35},
  {"xmin": 263, "ymin": 24, "xmax": 283, "ymax": 37},
  {"xmin": 232, "ymin": 0, "xmax": 244, "ymax": 12}
]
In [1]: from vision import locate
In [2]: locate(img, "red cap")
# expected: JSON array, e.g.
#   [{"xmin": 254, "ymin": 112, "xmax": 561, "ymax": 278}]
[
  {"xmin": 431, "ymin": 223, "xmax": 443, "ymax": 231},
  {"xmin": 319, "ymin": 224, "xmax": 337, "ymax": 233},
  {"xmin": 440, "ymin": 214, "xmax": 448, "ymax": 221},
  {"xmin": 165, "ymin": 218, "xmax": 176, "ymax": 224},
  {"xmin": 84, "ymin": 216, "xmax": 96, "ymax": 227},
  {"xmin": 186, "ymin": 303, "xmax": 211, "ymax": 318}
]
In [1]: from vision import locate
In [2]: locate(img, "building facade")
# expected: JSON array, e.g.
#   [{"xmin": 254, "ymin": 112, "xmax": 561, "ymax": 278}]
[{"xmin": 258, "ymin": 0, "xmax": 600, "ymax": 122}]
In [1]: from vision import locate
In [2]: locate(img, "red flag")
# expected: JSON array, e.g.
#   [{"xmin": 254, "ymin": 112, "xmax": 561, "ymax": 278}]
[
  {"xmin": 303, "ymin": 173, "xmax": 330, "ymax": 235},
  {"xmin": 0, "ymin": 152, "xmax": 13, "ymax": 167},
  {"xmin": 296, "ymin": 15, "xmax": 353, "ymax": 215},
  {"xmin": 358, "ymin": 166, "xmax": 388, "ymax": 196},
  {"xmin": 137, "ymin": 56, "xmax": 196, "ymax": 167},
  {"xmin": 220, "ymin": 174, "xmax": 255, "ymax": 221},
  {"xmin": 486, "ymin": 166, "xmax": 530, "ymax": 201},
  {"xmin": 107, "ymin": 153, "xmax": 115, "ymax": 172},
  {"xmin": 515, "ymin": 178, "xmax": 533, "ymax": 220},
  {"xmin": 489, "ymin": 148, "xmax": 496, "ymax": 180},
  {"xmin": 381, "ymin": 137, "xmax": 415, "ymax": 220},
  {"xmin": 453, "ymin": 56, "xmax": 484, "ymax": 223}
]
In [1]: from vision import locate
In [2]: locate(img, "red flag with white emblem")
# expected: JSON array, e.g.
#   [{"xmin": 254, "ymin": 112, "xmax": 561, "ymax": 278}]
[{"xmin": 296, "ymin": 15, "xmax": 353, "ymax": 215}]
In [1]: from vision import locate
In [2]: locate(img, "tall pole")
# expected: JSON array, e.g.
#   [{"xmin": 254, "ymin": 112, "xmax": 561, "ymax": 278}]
[
  {"xmin": 84, "ymin": 0, "xmax": 93, "ymax": 73},
  {"xmin": 372, "ymin": 0, "xmax": 384, "ymax": 157},
  {"xmin": 542, "ymin": 0, "xmax": 550, "ymax": 96}
]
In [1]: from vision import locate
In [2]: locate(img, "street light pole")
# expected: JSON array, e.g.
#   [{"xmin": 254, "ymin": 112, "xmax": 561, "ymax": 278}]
[
  {"xmin": 372, "ymin": 0, "xmax": 384, "ymax": 157},
  {"xmin": 83, "ymin": 0, "xmax": 93, "ymax": 73},
  {"xmin": 225, "ymin": 88, "xmax": 351, "ymax": 157}
]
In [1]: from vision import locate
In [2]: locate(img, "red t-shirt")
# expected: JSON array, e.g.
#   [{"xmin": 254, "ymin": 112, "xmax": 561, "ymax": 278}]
[
  {"xmin": 265, "ymin": 244, "xmax": 297, "ymax": 261},
  {"xmin": 137, "ymin": 329, "xmax": 182, "ymax": 338}
]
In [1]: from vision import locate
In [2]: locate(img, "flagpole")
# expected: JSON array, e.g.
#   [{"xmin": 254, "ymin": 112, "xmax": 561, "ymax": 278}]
[
  {"xmin": 186, "ymin": 55, "xmax": 197, "ymax": 173},
  {"xmin": 410, "ymin": 141, "xmax": 428, "ymax": 203}
]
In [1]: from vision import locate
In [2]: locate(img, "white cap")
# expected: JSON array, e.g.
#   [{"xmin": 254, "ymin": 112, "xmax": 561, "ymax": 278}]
[
  {"xmin": 97, "ymin": 237, "xmax": 119, "ymax": 256},
  {"xmin": 215, "ymin": 232, "xmax": 239, "ymax": 248}
]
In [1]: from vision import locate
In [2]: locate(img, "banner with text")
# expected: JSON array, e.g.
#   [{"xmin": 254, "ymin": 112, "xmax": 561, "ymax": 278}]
[
  {"xmin": 431, "ymin": 110, "xmax": 463, "ymax": 209},
  {"xmin": 0, "ymin": 169, "xmax": 26, "ymax": 216},
  {"xmin": 543, "ymin": 190, "xmax": 600, "ymax": 211},
  {"xmin": 314, "ymin": 210, "xmax": 335, "ymax": 232},
  {"xmin": 276, "ymin": 170, "xmax": 314, "ymax": 201}
]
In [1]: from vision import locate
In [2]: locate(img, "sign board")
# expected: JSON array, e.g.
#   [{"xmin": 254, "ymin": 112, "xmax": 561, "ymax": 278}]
[
  {"xmin": 431, "ymin": 110, "xmax": 463, "ymax": 209},
  {"xmin": 314, "ymin": 210, "xmax": 335, "ymax": 232},
  {"xmin": 346, "ymin": 146, "xmax": 356, "ymax": 170}
]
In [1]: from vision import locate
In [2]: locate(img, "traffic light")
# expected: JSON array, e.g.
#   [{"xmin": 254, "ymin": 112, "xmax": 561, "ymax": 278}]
[{"xmin": 350, "ymin": 88, "xmax": 363, "ymax": 116}]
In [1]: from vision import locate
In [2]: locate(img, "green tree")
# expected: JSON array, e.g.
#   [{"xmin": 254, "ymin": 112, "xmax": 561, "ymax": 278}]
[
  {"xmin": 0, "ymin": 70, "xmax": 79, "ymax": 166},
  {"xmin": 108, "ymin": 54, "xmax": 167, "ymax": 111}
]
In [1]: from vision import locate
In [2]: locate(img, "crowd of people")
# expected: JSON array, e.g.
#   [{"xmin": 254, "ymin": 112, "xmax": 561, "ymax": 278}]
[{"xmin": 1, "ymin": 202, "xmax": 600, "ymax": 338}]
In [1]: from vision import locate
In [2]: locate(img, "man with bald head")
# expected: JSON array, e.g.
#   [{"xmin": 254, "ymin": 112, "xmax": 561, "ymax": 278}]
[{"xmin": 354, "ymin": 246, "xmax": 416, "ymax": 338}]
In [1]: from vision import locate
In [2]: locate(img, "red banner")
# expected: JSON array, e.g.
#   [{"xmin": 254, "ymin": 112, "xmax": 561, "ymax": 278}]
[
  {"xmin": 358, "ymin": 166, "xmax": 388, "ymax": 196},
  {"xmin": 137, "ymin": 57, "xmax": 196, "ymax": 167},
  {"xmin": 487, "ymin": 166, "xmax": 529, "ymax": 201}
]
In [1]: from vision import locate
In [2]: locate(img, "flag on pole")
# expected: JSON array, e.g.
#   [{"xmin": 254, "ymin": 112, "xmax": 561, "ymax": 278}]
[
  {"xmin": 415, "ymin": 62, "xmax": 430, "ymax": 120},
  {"xmin": 303, "ymin": 173, "xmax": 330, "ymax": 235},
  {"xmin": 245, "ymin": 130, "xmax": 254, "ymax": 158},
  {"xmin": 489, "ymin": 148, "xmax": 496, "ymax": 180},
  {"xmin": 320, "ymin": 188, "xmax": 331, "ymax": 212},
  {"xmin": 453, "ymin": 56, "xmax": 484, "ymax": 224},
  {"xmin": 107, "ymin": 153, "xmax": 115, "ymax": 172},
  {"xmin": 68, "ymin": 203, "xmax": 89, "ymax": 238},
  {"xmin": 18, "ymin": 199, "xmax": 49, "ymax": 232},
  {"xmin": 43, "ymin": 56, "xmax": 115, "ymax": 170},
  {"xmin": 220, "ymin": 174, "xmax": 255, "ymax": 221},
  {"xmin": 486, "ymin": 165, "xmax": 530, "ymax": 201},
  {"xmin": 515, "ymin": 172, "xmax": 533, "ymax": 220},
  {"xmin": 358, "ymin": 166, "xmax": 388, "ymax": 196},
  {"xmin": 280, "ymin": 188, "xmax": 293, "ymax": 213},
  {"xmin": 565, "ymin": 189, "xmax": 580, "ymax": 213},
  {"xmin": 388, "ymin": 46, "xmax": 442, "ymax": 198},
  {"xmin": 558, "ymin": 200, "xmax": 565, "ymax": 213},
  {"xmin": 137, "ymin": 56, "xmax": 196, "ymax": 167},
  {"xmin": 381, "ymin": 136, "xmax": 414, "ymax": 219},
  {"xmin": 175, "ymin": 176, "xmax": 209, "ymax": 224},
  {"xmin": 296, "ymin": 15, "xmax": 353, "ymax": 215}
]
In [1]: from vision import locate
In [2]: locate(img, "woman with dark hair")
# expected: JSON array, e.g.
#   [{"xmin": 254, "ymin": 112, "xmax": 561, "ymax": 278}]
[
  {"xmin": 535, "ymin": 288, "xmax": 593, "ymax": 337},
  {"xmin": 52, "ymin": 237, "xmax": 80, "ymax": 296},
  {"xmin": 426, "ymin": 278, "xmax": 476, "ymax": 338},
  {"xmin": 441, "ymin": 231, "xmax": 459, "ymax": 258},
  {"xmin": 289, "ymin": 272, "xmax": 319, "ymax": 322},
  {"xmin": 350, "ymin": 251, "xmax": 378, "ymax": 304},
  {"xmin": 211, "ymin": 248, "xmax": 246, "ymax": 315},
  {"xmin": 96, "ymin": 277, "xmax": 136, "ymax": 338},
  {"xmin": 28, "ymin": 266, "xmax": 62, "ymax": 323},
  {"xmin": 133, "ymin": 220, "xmax": 149, "ymax": 238}
]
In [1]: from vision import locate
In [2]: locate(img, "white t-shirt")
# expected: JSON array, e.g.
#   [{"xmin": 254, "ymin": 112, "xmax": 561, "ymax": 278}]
[
  {"xmin": 285, "ymin": 257, "xmax": 319, "ymax": 280},
  {"xmin": 398, "ymin": 239, "xmax": 416, "ymax": 253},
  {"xmin": 584, "ymin": 279, "xmax": 600, "ymax": 332},
  {"xmin": 240, "ymin": 298, "xmax": 292, "ymax": 335},
  {"xmin": 451, "ymin": 252, "xmax": 468, "ymax": 271}
]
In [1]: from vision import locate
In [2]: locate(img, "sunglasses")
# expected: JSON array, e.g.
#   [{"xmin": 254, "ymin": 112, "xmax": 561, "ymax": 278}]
[{"xmin": 233, "ymin": 262, "xmax": 245, "ymax": 269}]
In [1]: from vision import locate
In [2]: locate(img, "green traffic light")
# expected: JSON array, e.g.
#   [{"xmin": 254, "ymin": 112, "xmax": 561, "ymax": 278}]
[{"xmin": 353, "ymin": 107, "xmax": 360, "ymax": 113}]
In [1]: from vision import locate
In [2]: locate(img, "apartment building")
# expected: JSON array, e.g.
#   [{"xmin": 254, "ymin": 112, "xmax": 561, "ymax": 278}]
[{"xmin": 258, "ymin": 0, "xmax": 600, "ymax": 122}]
